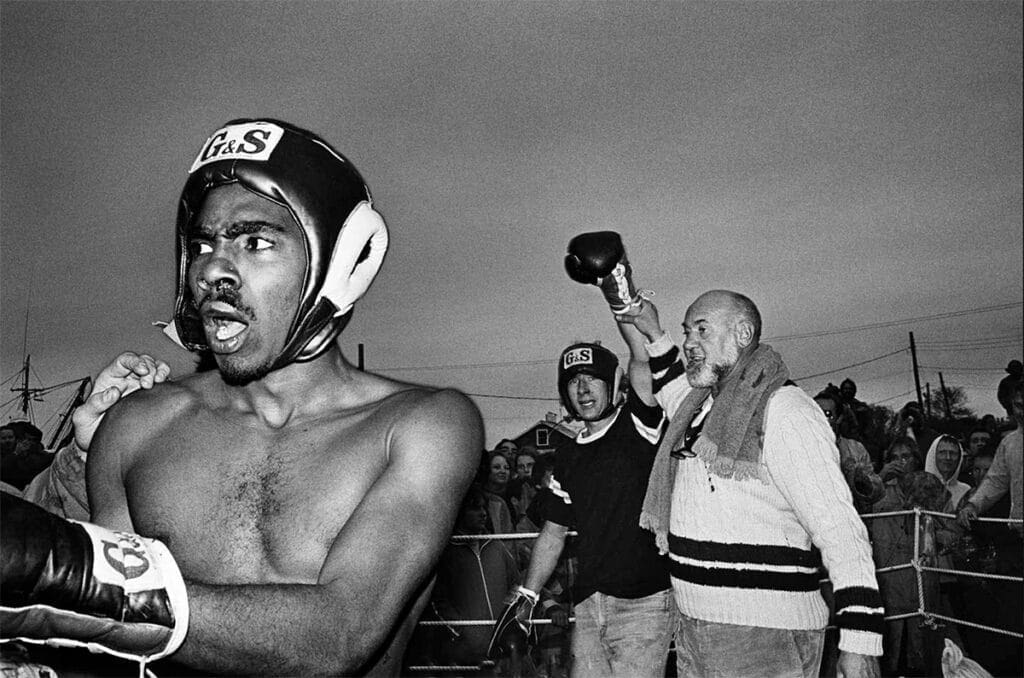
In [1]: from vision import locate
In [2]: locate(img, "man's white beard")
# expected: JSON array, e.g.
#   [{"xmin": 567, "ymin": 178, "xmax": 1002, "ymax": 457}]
[{"xmin": 686, "ymin": 341, "xmax": 740, "ymax": 388}]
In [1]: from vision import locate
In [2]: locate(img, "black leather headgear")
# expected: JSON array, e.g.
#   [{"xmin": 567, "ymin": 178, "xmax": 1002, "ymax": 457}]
[
  {"xmin": 557, "ymin": 342, "xmax": 622, "ymax": 420},
  {"xmin": 171, "ymin": 119, "xmax": 388, "ymax": 368}
]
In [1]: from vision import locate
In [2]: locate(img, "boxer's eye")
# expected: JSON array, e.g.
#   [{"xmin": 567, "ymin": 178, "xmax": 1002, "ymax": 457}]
[
  {"xmin": 245, "ymin": 236, "xmax": 273, "ymax": 252},
  {"xmin": 189, "ymin": 241, "xmax": 213, "ymax": 256}
]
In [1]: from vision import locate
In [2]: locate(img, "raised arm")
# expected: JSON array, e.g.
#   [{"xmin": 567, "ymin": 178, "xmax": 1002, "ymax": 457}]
[
  {"xmin": 616, "ymin": 299, "xmax": 692, "ymax": 418},
  {"xmin": 616, "ymin": 311, "xmax": 656, "ymax": 407}
]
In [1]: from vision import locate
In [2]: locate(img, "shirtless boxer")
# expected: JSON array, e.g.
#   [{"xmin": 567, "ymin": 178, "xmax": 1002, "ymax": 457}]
[{"xmin": 2, "ymin": 119, "xmax": 483, "ymax": 675}]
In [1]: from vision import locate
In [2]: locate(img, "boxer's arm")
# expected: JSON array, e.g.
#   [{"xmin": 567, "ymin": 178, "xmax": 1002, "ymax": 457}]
[
  {"xmin": 617, "ymin": 313, "xmax": 656, "ymax": 407},
  {"xmin": 86, "ymin": 396, "xmax": 138, "ymax": 534},
  {"xmin": 167, "ymin": 389, "xmax": 483, "ymax": 675}
]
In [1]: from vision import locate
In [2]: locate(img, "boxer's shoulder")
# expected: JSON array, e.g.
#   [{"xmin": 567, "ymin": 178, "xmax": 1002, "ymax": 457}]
[
  {"xmin": 348, "ymin": 373, "xmax": 480, "ymax": 427},
  {"xmin": 379, "ymin": 383, "xmax": 481, "ymax": 434},
  {"xmin": 93, "ymin": 376, "xmax": 208, "ymax": 451},
  {"xmin": 113, "ymin": 376, "xmax": 203, "ymax": 417},
  {"xmin": 381, "ymin": 385, "xmax": 483, "ymax": 469}
]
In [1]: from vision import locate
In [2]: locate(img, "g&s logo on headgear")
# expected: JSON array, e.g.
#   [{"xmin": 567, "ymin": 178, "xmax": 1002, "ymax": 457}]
[
  {"xmin": 189, "ymin": 122, "xmax": 285, "ymax": 173},
  {"xmin": 563, "ymin": 347, "xmax": 594, "ymax": 369}
]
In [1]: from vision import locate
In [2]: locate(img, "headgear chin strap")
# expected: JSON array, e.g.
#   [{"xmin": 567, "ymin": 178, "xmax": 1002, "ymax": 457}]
[{"xmin": 169, "ymin": 119, "xmax": 389, "ymax": 368}]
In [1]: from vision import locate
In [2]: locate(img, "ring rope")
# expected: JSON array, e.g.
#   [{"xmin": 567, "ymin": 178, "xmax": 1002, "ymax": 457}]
[
  {"xmin": 410, "ymin": 508, "xmax": 1022, "ymax": 672},
  {"xmin": 919, "ymin": 564, "xmax": 1023, "ymax": 583},
  {"xmin": 419, "ymin": 618, "xmax": 573, "ymax": 627}
]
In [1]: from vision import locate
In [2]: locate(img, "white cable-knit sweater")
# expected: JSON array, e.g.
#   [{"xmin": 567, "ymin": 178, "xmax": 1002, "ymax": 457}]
[{"xmin": 646, "ymin": 334, "xmax": 883, "ymax": 656}]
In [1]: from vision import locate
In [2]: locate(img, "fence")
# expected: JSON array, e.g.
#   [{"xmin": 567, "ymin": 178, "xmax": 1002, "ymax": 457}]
[{"xmin": 407, "ymin": 509, "xmax": 1023, "ymax": 674}]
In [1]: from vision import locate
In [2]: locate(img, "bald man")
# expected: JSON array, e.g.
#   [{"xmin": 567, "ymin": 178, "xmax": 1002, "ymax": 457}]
[{"xmin": 619, "ymin": 291, "xmax": 883, "ymax": 678}]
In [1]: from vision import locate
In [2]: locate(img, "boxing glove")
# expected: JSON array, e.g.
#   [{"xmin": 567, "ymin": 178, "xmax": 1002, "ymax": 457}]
[
  {"xmin": 0, "ymin": 492, "xmax": 188, "ymax": 664},
  {"xmin": 486, "ymin": 585, "xmax": 538, "ymax": 658},
  {"xmin": 565, "ymin": 231, "xmax": 644, "ymax": 314}
]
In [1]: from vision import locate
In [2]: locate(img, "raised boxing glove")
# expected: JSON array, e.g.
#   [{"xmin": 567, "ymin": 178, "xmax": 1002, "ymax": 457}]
[
  {"xmin": 565, "ymin": 231, "xmax": 645, "ymax": 314},
  {"xmin": 486, "ymin": 585, "xmax": 538, "ymax": 659},
  {"xmin": 1, "ymin": 492, "xmax": 188, "ymax": 665}
]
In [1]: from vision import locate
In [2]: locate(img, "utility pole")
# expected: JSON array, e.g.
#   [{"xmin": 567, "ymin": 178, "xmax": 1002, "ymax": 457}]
[
  {"xmin": 925, "ymin": 383, "xmax": 932, "ymax": 418},
  {"xmin": 357, "ymin": 343, "xmax": 365, "ymax": 371},
  {"xmin": 938, "ymin": 371, "xmax": 953, "ymax": 420},
  {"xmin": 909, "ymin": 332, "xmax": 923, "ymax": 411}
]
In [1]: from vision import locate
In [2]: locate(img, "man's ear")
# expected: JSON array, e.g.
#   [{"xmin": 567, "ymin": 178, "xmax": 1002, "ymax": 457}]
[{"xmin": 734, "ymin": 319, "xmax": 755, "ymax": 348}]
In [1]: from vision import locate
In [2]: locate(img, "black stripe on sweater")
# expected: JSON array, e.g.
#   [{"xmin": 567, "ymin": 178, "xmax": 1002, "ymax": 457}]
[
  {"xmin": 833, "ymin": 586, "xmax": 882, "ymax": 613},
  {"xmin": 670, "ymin": 561, "xmax": 821, "ymax": 592},
  {"xmin": 836, "ymin": 610, "xmax": 885, "ymax": 634},
  {"xmin": 669, "ymin": 534, "xmax": 823, "ymax": 569},
  {"xmin": 627, "ymin": 387, "xmax": 664, "ymax": 429},
  {"xmin": 648, "ymin": 345, "xmax": 680, "ymax": 374},
  {"xmin": 653, "ymin": 362, "xmax": 686, "ymax": 394}
]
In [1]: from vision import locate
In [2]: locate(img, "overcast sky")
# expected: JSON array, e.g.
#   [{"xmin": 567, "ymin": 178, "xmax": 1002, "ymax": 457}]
[{"xmin": 2, "ymin": 1, "xmax": 1021, "ymax": 445}]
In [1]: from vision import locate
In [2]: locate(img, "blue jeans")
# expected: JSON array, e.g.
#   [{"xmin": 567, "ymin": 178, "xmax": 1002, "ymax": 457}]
[
  {"xmin": 570, "ymin": 589, "xmax": 674, "ymax": 678},
  {"xmin": 674, "ymin": 612, "xmax": 824, "ymax": 678}
]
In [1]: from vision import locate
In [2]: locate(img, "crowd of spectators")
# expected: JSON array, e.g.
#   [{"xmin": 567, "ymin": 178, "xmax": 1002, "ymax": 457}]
[
  {"xmin": 0, "ymin": 421, "xmax": 49, "ymax": 492},
  {"xmin": 814, "ymin": 375, "xmax": 1023, "ymax": 677},
  {"xmin": 3, "ymin": 361, "xmax": 1021, "ymax": 677},
  {"xmin": 410, "ymin": 368, "xmax": 1021, "ymax": 677}
]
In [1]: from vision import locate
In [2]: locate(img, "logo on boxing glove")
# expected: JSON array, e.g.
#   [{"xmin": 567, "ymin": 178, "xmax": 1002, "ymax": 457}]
[
  {"xmin": 103, "ymin": 539, "xmax": 152, "ymax": 581},
  {"xmin": 79, "ymin": 523, "xmax": 165, "ymax": 593}
]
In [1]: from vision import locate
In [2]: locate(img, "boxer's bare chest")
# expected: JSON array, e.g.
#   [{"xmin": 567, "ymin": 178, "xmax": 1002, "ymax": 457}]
[{"xmin": 123, "ymin": 405, "xmax": 389, "ymax": 583}]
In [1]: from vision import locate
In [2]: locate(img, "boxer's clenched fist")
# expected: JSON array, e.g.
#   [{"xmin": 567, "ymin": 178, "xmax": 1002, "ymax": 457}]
[{"xmin": 565, "ymin": 231, "xmax": 646, "ymax": 315}]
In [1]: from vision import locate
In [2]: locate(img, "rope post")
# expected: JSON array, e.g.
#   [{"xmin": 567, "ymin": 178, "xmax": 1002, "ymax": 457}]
[{"xmin": 913, "ymin": 507, "xmax": 926, "ymax": 621}]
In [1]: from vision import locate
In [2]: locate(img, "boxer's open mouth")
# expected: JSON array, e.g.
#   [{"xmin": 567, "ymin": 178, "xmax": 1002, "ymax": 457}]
[
  {"xmin": 212, "ymin": 319, "xmax": 247, "ymax": 342},
  {"xmin": 201, "ymin": 302, "xmax": 250, "ymax": 350}
]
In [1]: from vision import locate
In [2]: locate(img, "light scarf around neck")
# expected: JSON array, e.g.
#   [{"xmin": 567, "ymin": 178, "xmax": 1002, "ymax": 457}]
[{"xmin": 639, "ymin": 343, "xmax": 790, "ymax": 554}]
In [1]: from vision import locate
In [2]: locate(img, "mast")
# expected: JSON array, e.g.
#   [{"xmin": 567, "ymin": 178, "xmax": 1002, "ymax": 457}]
[
  {"xmin": 47, "ymin": 377, "xmax": 92, "ymax": 450},
  {"xmin": 20, "ymin": 354, "xmax": 31, "ymax": 417}
]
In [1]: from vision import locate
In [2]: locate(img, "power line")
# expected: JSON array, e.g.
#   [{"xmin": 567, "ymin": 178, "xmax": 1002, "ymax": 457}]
[
  {"xmin": 919, "ymin": 366, "xmax": 1006, "ymax": 373},
  {"xmin": 470, "ymin": 347, "xmax": 912, "ymax": 401},
  {"xmin": 0, "ymin": 372, "xmax": 22, "ymax": 388},
  {"xmin": 375, "ymin": 357, "xmax": 551, "ymax": 372},
  {"xmin": 918, "ymin": 340, "xmax": 1022, "ymax": 349},
  {"xmin": 916, "ymin": 333, "xmax": 1022, "ymax": 348},
  {"xmin": 369, "ymin": 303, "xmax": 1021, "ymax": 374},
  {"xmin": 873, "ymin": 390, "xmax": 918, "ymax": 405},
  {"xmin": 764, "ymin": 302, "xmax": 1022, "ymax": 342},
  {"xmin": 794, "ymin": 348, "xmax": 908, "ymax": 381}
]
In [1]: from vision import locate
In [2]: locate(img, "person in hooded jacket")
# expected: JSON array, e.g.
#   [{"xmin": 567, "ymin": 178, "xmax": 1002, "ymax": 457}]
[{"xmin": 432, "ymin": 486, "xmax": 524, "ymax": 674}]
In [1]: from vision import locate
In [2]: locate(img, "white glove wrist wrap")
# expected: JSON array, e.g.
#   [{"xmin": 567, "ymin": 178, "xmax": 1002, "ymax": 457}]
[{"xmin": 516, "ymin": 586, "xmax": 540, "ymax": 605}]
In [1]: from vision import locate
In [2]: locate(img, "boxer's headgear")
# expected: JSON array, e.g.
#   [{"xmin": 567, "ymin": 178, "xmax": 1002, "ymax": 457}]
[
  {"xmin": 558, "ymin": 342, "xmax": 622, "ymax": 420},
  {"xmin": 171, "ymin": 119, "xmax": 389, "ymax": 368}
]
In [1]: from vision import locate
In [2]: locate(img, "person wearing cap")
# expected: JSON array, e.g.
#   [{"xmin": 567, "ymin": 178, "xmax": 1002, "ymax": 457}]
[
  {"xmin": 494, "ymin": 338, "xmax": 672, "ymax": 678},
  {"xmin": 998, "ymin": 359, "xmax": 1023, "ymax": 420},
  {"xmin": 490, "ymin": 231, "xmax": 672, "ymax": 678},
  {"xmin": 1, "ymin": 120, "xmax": 483, "ymax": 676}
]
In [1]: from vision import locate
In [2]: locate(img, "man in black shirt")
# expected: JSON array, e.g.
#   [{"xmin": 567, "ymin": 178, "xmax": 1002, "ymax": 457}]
[
  {"xmin": 492, "ymin": 233, "xmax": 674, "ymax": 677},
  {"xmin": 513, "ymin": 339, "xmax": 672, "ymax": 677}
]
